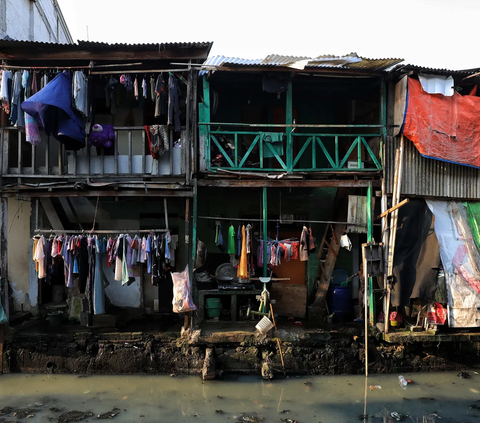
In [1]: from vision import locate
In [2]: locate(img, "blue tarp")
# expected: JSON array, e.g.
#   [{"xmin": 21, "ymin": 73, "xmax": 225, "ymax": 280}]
[{"xmin": 21, "ymin": 72, "xmax": 85, "ymax": 150}]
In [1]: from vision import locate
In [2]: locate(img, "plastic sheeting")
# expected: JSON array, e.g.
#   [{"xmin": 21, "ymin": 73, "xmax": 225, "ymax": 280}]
[
  {"xmin": 467, "ymin": 202, "xmax": 480, "ymax": 250},
  {"xmin": 418, "ymin": 74, "xmax": 454, "ymax": 96},
  {"xmin": 426, "ymin": 200, "xmax": 480, "ymax": 327},
  {"xmin": 403, "ymin": 77, "xmax": 480, "ymax": 168}
]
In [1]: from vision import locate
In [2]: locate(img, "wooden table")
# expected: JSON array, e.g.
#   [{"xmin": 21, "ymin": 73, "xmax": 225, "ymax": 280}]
[{"xmin": 198, "ymin": 289, "xmax": 262, "ymax": 322}]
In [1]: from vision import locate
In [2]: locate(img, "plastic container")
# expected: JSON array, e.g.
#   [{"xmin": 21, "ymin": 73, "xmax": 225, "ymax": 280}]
[
  {"xmin": 327, "ymin": 285, "xmax": 353, "ymax": 322},
  {"xmin": 205, "ymin": 298, "xmax": 222, "ymax": 319},
  {"xmin": 398, "ymin": 375, "xmax": 408, "ymax": 389},
  {"xmin": 331, "ymin": 269, "xmax": 349, "ymax": 286},
  {"xmin": 255, "ymin": 316, "xmax": 274, "ymax": 334},
  {"xmin": 47, "ymin": 311, "xmax": 64, "ymax": 327}
]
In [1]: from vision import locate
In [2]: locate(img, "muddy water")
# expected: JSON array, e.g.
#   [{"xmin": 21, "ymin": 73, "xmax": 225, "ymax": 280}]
[{"xmin": 0, "ymin": 372, "xmax": 479, "ymax": 422}]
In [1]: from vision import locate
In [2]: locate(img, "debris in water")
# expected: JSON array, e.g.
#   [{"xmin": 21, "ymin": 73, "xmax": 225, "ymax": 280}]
[
  {"xmin": 57, "ymin": 410, "xmax": 94, "ymax": 423},
  {"xmin": 390, "ymin": 412, "xmax": 405, "ymax": 421},
  {"xmin": 234, "ymin": 413, "xmax": 264, "ymax": 423},
  {"xmin": 34, "ymin": 402, "xmax": 43, "ymax": 407},
  {"xmin": 49, "ymin": 407, "xmax": 64, "ymax": 413},
  {"xmin": 357, "ymin": 416, "xmax": 369, "ymax": 421},
  {"xmin": 304, "ymin": 381, "xmax": 311, "ymax": 386},
  {"xmin": 13, "ymin": 409, "xmax": 40, "ymax": 419},
  {"xmin": 279, "ymin": 410, "xmax": 290, "ymax": 414},
  {"xmin": 217, "ymin": 395, "xmax": 223, "ymax": 399},
  {"xmin": 470, "ymin": 404, "xmax": 480, "ymax": 410},
  {"xmin": 98, "ymin": 407, "xmax": 121, "ymax": 419},
  {"xmin": 369, "ymin": 385, "xmax": 382, "ymax": 390},
  {"xmin": 27, "ymin": 415, "xmax": 35, "ymax": 418},
  {"xmin": 280, "ymin": 419, "xmax": 297, "ymax": 423},
  {"xmin": 215, "ymin": 410, "xmax": 224, "ymax": 414},
  {"xmin": 0, "ymin": 407, "xmax": 14, "ymax": 415},
  {"xmin": 458, "ymin": 371, "xmax": 471, "ymax": 379},
  {"xmin": 419, "ymin": 397, "xmax": 435, "ymax": 401}
]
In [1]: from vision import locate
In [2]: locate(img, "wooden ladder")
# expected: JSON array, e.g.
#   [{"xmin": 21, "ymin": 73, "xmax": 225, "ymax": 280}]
[{"xmin": 311, "ymin": 223, "xmax": 345, "ymax": 319}]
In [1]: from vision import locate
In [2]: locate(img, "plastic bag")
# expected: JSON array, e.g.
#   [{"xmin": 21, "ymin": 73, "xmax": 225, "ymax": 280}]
[
  {"xmin": 172, "ymin": 265, "xmax": 196, "ymax": 313},
  {"xmin": 340, "ymin": 234, "xmax": 352, "ymax": 251}
]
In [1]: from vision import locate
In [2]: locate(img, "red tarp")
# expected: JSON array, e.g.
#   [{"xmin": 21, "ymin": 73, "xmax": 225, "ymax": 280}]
[{"xmin": 403, "ymin": 77, "xmax": 480, "ymax": 168}]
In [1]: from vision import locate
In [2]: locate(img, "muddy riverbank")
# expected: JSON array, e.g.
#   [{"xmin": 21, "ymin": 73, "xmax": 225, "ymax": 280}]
[{"xmin": 4, "ymin": 320, "xmax": 480, "ymax": 377}]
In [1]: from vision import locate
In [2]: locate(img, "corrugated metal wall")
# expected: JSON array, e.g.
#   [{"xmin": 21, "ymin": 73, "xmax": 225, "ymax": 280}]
[{"xmin": 385, "ymin": 136, "xmax": 480, "ymax": 199}]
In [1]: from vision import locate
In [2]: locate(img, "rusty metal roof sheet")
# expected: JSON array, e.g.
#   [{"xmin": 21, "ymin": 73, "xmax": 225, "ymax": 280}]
[
  {"xmin": 0, "ymin": 39, "xmax": 213, "ymax": 51},
  {"xmin": 398, "ymin": 64, "xmax": 480, "ymax": 76},
  {"xmin": 201, "ymin": 52, "xmax": 403, "ymax": 74}
]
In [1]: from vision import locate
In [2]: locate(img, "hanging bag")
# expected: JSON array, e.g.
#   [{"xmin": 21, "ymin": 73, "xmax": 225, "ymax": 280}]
[{"xmin": 172, "ymin": 265, "xmax": 196, "ymax": 313}]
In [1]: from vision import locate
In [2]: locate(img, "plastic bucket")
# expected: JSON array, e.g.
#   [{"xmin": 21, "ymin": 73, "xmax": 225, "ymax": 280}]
[
  {"xmin": 48, "ymin": 311, "xmax": 64, "ymax": 327},
  {"xmin": 255, "ymin": 316, "xmax": 274, "ymax": 334},
  {"xmin": 206, "ymin": 298, "xmax": 222, "ymax": 308},
  {"xmin": 206, "ymin": 298, "xmax": 222, "ymax": 319}
]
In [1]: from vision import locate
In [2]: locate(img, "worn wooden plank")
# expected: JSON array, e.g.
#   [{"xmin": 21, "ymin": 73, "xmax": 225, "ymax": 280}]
[
  {"xmin": 128, "ymin": 130, "xmax": 132, "ymax": 175},
  {"xmin": 0, "ymin": 48, "xmax": 209, "ymax": 61},
  {"xmin": 141, "ymin": 130, "xmax": 146, "ymax": 175},
  {"xmin": 0, "ymin": 198, "xmax": 9, "ymax": 326},
  {"xmin": 1, "ymin": 189, "xmax": 194, "ymax": 198},
  {"xmin": 198, "ymin": 179, "xmax": 381, "ymax": 188},
  {"xmin": 394, "ymin": 76, "xmax": 408, "ymax": 137}
]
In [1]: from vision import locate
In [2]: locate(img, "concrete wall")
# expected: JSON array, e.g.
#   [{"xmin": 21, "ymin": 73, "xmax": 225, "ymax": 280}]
[
  {"xmin": 2, "ymin": 0, "xmax": 72, "ymax": 42},
  {"xmin": 7, "ymin": 198, "xmax": 32, "ymax": 312}
]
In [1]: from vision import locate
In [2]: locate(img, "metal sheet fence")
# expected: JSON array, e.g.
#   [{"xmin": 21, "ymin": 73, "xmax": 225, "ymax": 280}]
[{"xmin": 385, "ymin": 136, "xmax": 480, "ymax": 200}]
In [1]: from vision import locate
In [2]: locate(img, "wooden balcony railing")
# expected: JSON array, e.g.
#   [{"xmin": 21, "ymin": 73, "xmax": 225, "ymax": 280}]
[{"xmin": 1, "ymin": 126, "xmax": 186, "ymax": 180}]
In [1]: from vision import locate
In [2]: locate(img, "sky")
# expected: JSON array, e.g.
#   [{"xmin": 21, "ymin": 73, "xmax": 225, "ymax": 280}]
[{"xmin": 57, "ymin": 0, "xmax": 480, "ymax": 71}]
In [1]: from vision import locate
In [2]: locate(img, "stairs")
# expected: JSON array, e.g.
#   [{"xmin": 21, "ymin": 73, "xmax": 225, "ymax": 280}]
[{"xmin": 310, "ymin": 223, "xmax": 345, "ymax": 321}]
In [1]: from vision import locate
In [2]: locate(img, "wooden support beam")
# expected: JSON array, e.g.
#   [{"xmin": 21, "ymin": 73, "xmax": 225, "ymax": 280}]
[
  {"xmin": 0, "ymin": 198, "xmax": 9, "ymax": 327},
  {"xmin": 197, "ymin": 179, "xmax": 381, "ymax": 188},
  {"xmin": 39, "ymin": 198, "xmax": 64, "ymax": 230},
  {"xmin": 376, "ymin": 198, "xmax": 409, "ymax": 220},
  {"xmin": 1, "ymin": 189, "xmax": 194, "ymax": 198}
]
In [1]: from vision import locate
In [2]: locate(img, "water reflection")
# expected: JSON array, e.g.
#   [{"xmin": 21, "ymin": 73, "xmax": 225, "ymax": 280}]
[{"xmin": 0, "ymin": 372, "xmax": 478, "ymax": 422}]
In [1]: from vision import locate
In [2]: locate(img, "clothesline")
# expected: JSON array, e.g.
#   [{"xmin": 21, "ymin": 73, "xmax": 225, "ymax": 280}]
[
  {"xmin": 197, "ymin": 215, "xmax": 369, "ymax": 226},
  {"xmin": 34, "ymin": 229, "xmax": 168, "ymax": 234}
]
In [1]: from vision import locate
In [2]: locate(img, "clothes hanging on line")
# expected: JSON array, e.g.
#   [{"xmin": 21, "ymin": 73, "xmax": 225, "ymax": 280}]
[{"xmin": 257, "ymin": 239, "xmax": 300, "ymax": 267}]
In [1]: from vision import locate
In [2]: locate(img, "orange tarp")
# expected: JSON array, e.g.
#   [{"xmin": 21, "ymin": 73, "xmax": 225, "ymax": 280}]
[{"xmin": 403, "ymin": 77, "xmax": 480, "ymax": 168}]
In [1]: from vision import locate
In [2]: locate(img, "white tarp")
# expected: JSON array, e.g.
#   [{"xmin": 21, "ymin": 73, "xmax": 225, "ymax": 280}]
[
  {"xmin": 419, "ymin": 74, "xmax": 454, "ymax": 97},
  {"xmin": 426, "ymin": 200, "xmax": 480, "ymax": 327}
]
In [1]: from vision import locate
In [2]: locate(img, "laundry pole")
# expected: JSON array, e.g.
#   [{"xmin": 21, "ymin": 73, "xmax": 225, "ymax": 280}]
[{"xmin": 263, "ymin": 187, "xmax": 268, "ymax": 277}]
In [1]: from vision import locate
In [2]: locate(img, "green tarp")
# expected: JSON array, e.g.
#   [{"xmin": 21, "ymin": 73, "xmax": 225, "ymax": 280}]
[{"xmin": 466, "ymin": 202, "xmax": 480, "ymax": 250}]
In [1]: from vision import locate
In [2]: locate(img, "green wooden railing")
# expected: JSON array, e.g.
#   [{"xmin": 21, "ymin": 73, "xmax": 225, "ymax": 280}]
[{"xmin": 205, "ymin": 128, "xmax": 383, "ymax": 172}]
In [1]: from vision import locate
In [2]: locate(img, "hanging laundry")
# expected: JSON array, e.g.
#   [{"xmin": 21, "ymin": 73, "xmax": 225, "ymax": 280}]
[
  {"xmin": 133, "ymin": 76, "xmax": 139, "ymax": 100},
  {"xmin": 10, "ymin": 71, "xmax": 24, "ymax": 127},
  {"xmin": 237, "ymin": 225, "xmax": 242, "ymax": 256},
  {"xmin": 0, "ymin": 70, "xmax": 12, "ymax": 114},
  {"xmin": 308, "ymin": 227, "xmax": 316, "ymax": 254},
  {"xmin": 245, "ymin": 224, "xmax": 252, "ymax": 254},
  {"xmin": 21, "ymin": 72, "xmax": 86, "ymax": 150},
  {"xmin": 120, "ymin": 74, "xmax": 133, "ymax": 91},
  {"xmin": 104, "ymin": 76, "xmax": 118, "ymax": 114},
  {"xmin": 237, "ymin": 225, "xmax": 248, "ymax": 279},
  {"xmin": 31, "ymin": 71, "xmax": 39, "ymax": 95},
  {"xmin": 150, "ymin": 75, "xmax": 156, "ymax": 101},
  {"xmin": 144, "ymin": 124, "xmax": 169, "ymax": 159},
  {"xmin": 299, "ymin": 226, "xmax": 309, "ymax": 261},
  {"xmin": 33, "ymin": 235, "xmax": 47, "ymax": 279},
  {"xmin": 215, "ymin": 220, "xmax": 225, "ymax": 252},
  {"xmin": 155, "ymin": 74, "xmax": 168, "ymax": 117},
  {"xmin": 227, "ymin": 225, "xmax": 236, "ymax": 254},
  {"xmin": 93, "ymin": 237, "xmax": 106, "ymax": 314},
  {"xmin": 168, "ymin": 74, "xmax": 181, "ymax": 131},
  {"xmin": 142, "ymin": 77, "xmax": 147, "ymax": 99},
  {"xmin": 73, "ymin": 71, "xmax": 89, "ymax": 116},
  {"xmin": 78, "ymin": 236, "xmax": 89, "ymax": 294}
]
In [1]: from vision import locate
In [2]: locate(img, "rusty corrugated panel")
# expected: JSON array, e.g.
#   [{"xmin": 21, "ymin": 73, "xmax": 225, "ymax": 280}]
[
  {"xmin": 203, "ymin": 53, "xmax": 403, "ymax": 73},
  {"xmin": 400, "ymin": 64, "xmax": 480, "ymax": 76},
  {"xmin": 385, "ymin": 136, "xmax": 480, "ymax": 199},
  {"xmin": 0, "ymin": 39, "xmax": 213, "ymax": 51},
  {"xmin": 347, "ymin": 195, "xmax": 367, "ymax": 234}
]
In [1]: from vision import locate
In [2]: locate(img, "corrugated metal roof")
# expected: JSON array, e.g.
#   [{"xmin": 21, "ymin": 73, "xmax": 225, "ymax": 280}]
[
  {"xmin": 385, "ymin": 136, "xmax": 480, "ymax": 200},
  {"xmin": 76, "ymin": 40, "xmax": 213, "ymax": 50},
  {"xmin": 0, "ymin": 39, "xmax": 212, "ymax": 51},
  {"xmin": 201, "ymin": 53, "xmax": 403, "ymax": 74},
  {"xmin": 398, "ymin": 64, "xmax": 480, "ymax": 76}
]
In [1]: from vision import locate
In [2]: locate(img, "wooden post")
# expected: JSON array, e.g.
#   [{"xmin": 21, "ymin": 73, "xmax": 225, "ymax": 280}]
[
  {"xmin": 263, "ymin": 187, "xmax": 268, "ymax": 277},
  {"xmin": 385, "ymin": 135, "xmax": 404, "ymax": 333},
  {"xmin": 286, "ymin": 79, "xmax": 293, "ymax": 173},
  {"xmin": 0, "ymin": 198, "xmax": 9, "ymax": 325}
]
